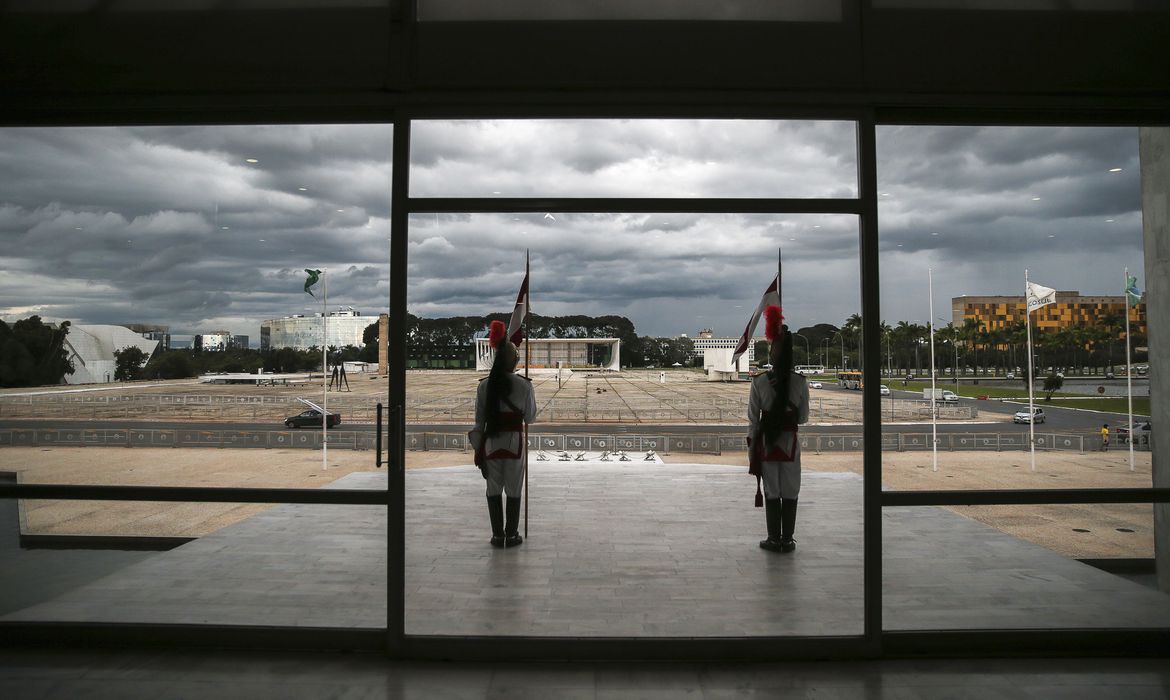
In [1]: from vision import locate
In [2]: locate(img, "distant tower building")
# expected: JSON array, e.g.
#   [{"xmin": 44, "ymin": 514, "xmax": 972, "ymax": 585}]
[
  {"xmin": 952, "ymin": 292, "xmax": 1147, "ymax": 336},
  {"xmin": 230, "ymin": 335, "xmax": 250, "ymax": 350},
  {"xmin": 261, "ymin": 310, "xmax": 369, "ymax": 351},
  {"xmin": 124, "ymin": 323, "xmax": 170, "ymax": 352},
  {"xmin": 195, "ymin": 330, "xmax": 233, "ymax": 352}
]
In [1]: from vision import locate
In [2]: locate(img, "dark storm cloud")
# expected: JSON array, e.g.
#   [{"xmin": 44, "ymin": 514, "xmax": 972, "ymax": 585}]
[{"xmin": 0, "ymin": 122, "xmax": 1145, "ymax": 340}]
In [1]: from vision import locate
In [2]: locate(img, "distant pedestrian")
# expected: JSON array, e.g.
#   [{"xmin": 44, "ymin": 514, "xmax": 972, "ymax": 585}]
[
  {"xmin": 747, "ymin": 305, "xmax": 810, "ymax": 554},
  {"xmin": 474, "ymin": 321, "xmax": 537, "ymax": 548},
  {"xmin": 1100, "ymin": 423, "xmax": 1110, "ymax": 452}
]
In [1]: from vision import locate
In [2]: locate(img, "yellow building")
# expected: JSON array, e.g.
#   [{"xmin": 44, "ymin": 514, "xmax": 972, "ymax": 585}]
[{"xmin": 951, "ymin": 293, "xmax": 1146, "ymax": 335}]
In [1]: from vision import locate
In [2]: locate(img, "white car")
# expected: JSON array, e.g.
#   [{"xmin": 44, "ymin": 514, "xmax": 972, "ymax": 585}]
[
  {"xmin": 941, "ymin": 390, "xmax": 959, "ymax": 402},
  {"xmin": 1013, "ymin": 407, "xmax": 1046, "ymax": 424},
  {"xmin": 879, "ymin": 384, "xmax": 890, "ymax": 396},
  {"xmin": 809, "ymin": 381, "xmax": 823, "ymax": 389}
]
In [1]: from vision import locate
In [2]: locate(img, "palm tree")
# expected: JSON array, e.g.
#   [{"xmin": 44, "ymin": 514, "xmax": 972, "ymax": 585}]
[{"xmin": 1098, "ymin": 312, "xmax": 1122, "ymax": 371}]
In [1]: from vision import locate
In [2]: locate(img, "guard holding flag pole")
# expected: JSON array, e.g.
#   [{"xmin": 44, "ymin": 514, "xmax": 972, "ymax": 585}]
[
  {"xmin": 474, "ymin": 321, "xmax": 536, "ymax": 548},
  {"xmin": 748, "ymin": 306, "xmax": 810, "ymax": 553}
]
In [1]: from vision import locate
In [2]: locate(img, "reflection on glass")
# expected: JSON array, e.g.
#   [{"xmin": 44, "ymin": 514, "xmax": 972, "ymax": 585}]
[
  {"xmin": 884, "ymin": 503, "xmax": 1167, "ymax": 632},
  {"xmin": 411, "ymin": 120, "xmax": 858, "ymax": 198}
]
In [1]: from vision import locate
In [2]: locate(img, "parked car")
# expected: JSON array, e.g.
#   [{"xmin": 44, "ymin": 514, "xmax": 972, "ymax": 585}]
[
  {"xmin": 285, "ymin": 408, "xmax": 341, "ymax": 429},
  {"xmin": 1005, "ymin": 372, "xmax": 1015, "ymax": 380},
  {"xmin": 1013, "ymin": 407, "xmax": 1046, "ymax": 424},
  {"xmin": 879, "ymin": 384, "xmax": 891, "ymax": 396},
  {"xmin": 1116, "ymin": 421, "xmax": 1152, "ymax": 445},
  {"xmin": 809, "ymin": 381, "xmax": 823, "ymax": 389},
  {"xmin": 941, "ymin": 390, "xmax": 959, "ymax": 402}
]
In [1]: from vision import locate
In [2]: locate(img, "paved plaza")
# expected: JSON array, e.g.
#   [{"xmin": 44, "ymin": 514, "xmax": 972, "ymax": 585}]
[
  {"xmin": 4, "ymin": 464, "xmax": 1169, "ymax": 636},
  {"xmin": 0, "ymin": 370, "xmax": 984, "ymax": 425}
]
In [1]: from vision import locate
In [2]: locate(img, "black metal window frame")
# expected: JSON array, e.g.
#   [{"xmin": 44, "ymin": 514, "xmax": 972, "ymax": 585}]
[{"xmin": 1, "ymin": 110, "xmax": 1165, "ymax": 659}]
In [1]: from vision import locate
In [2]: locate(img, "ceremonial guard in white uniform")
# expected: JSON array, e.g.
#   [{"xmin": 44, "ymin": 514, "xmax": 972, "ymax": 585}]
[
  {"xmin": 747, "ymin": 306, "xmax": 810, "ymax": 553},
  {"xmin": 474, "ymin": 320, "xmax": 537, "ymax": 548}
]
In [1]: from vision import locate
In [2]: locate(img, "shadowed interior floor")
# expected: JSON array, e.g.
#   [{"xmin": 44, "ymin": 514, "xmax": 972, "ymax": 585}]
[{"xmin": 2, "ymin": 465, "xmax": 1168, "ymax": 635}]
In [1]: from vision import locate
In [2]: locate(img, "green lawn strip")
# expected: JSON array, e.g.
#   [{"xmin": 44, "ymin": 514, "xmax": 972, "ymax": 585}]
[{"xmin": 894, "ymin": 380, "xmax": 1070, "ymax": 401}]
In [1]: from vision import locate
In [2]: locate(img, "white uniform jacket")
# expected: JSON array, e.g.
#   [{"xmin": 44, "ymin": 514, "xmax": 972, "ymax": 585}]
[
  {"xmin": 475, "ymin": 373, "xmax": 538, "ymax": 460},
  {"xmin": 747, "ymin": 372, "xmax": 810, "ymax": 465}
]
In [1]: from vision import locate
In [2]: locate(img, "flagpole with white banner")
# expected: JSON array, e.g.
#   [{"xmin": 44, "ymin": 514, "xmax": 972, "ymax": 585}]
[
  {"xmin": 1025, "ymin": 269, "xmax": 1036, "ymax": 473},
  {"xmin": 732, "ymin": 273, "xmax": 780, "ymax": 370},
  {"xmin": 929, "ymin": 267, "xmax": 938, "ymax": 473},
  {"xmin": 1125, "ymin": 268, "xmax": 1135, "ymax": 472},
  {"xmin": 1023, "ymin": 271, "xmax": 1057, "ymax": 473}
]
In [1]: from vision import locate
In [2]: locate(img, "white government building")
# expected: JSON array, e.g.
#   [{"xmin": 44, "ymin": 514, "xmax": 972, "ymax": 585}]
[
  {"xmin": 475, "ymin": 337, "xmax": 621, "ymax": 372},
  {"xmin": 687, "ymin": 329, "xmax": 765, "ymax": 369},
  {"xmin": 62, "ymin": 325, "xmax": 160, "ymax": 384},
  {"xmin": 260, "ymin": 310, "xmax": 370, "ymax": 351}
]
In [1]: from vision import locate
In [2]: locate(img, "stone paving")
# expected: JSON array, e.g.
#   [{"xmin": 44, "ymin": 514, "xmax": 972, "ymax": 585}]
[{"xmin": 4, "ymin": 465, "xmax": 1170, "ymax": 635}]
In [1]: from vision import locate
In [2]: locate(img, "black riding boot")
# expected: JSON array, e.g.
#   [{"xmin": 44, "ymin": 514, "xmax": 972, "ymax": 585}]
[
  {"xmin": 759, "ymin": 498, "xmax": 784, "ymax": 552},
  {"xmin": 780, "ymin": 498, "xmax": 798, "ymax": 553},
  {"xmin": 487, "ymin": 495, "xmax": 505, "ymax": 548},
  {"xmin": 504, "ymin": 496, "xmax": 523, "ymax": 548}
]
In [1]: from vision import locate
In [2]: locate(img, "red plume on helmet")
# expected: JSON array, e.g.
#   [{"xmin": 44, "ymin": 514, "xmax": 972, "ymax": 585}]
[
  {"xmin": 764, "ymin": 305, "xmax": 784, "ymax": 343},
  {"xmin": 488, "ymin": 320, "xmax": 507, "ymax": 349}
]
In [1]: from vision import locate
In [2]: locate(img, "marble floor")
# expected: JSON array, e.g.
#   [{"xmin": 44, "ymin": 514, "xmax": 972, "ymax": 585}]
[{"xmin": 3, "ymin": 464, "xmax": 1170, "ymax": 636}]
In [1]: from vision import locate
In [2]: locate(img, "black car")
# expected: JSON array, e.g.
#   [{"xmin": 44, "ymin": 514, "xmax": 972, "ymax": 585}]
[{"xmin": 284, "ymin": 409, "xmax": 341, "ymax": 429}]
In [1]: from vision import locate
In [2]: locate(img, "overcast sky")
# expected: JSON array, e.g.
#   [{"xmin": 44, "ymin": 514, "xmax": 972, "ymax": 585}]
[{"xmin": 0, "ymin": 121, "xmax": 1143, "ymax": 341}]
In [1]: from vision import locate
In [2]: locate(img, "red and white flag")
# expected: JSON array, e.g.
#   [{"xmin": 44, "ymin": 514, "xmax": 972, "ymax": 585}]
[
  {"xmin": 732, "ymin": 274, "xmax": 780, "ymax": 366},
  {"xmin": 507, "ymin": 266, "xmax": 529, "ymax": 347}
]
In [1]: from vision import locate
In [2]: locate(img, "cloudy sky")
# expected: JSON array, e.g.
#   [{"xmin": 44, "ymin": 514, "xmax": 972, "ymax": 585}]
[{"xmin": 0, "ymin": 121, "xmax": 1143, "ymax": 342}]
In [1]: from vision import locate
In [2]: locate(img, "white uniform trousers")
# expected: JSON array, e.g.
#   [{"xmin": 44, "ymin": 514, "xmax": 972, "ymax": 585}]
[
  {"xmin": 485, "ymin": 457, "xmax": 525, "ymax": 498},
  {"xmin": 761, "ymin": 460, "xmax": 801, "ymax": 500}
]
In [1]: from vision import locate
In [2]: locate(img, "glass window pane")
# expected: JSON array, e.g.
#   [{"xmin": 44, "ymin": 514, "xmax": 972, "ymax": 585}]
[
  {"xmin": 876, "ymin": 125, "xmax": 1150, "ymax": 487},
  {"xmin": 884, "ymin": 503, "xmax": 1166, "ymax": 631},
  {"xmin": 411, "ymin": 120, "xmax": 858, "ymax": 199},
  {"xmin": 405, "ymin": 212, "xmax": 864, "ymax": 637}
]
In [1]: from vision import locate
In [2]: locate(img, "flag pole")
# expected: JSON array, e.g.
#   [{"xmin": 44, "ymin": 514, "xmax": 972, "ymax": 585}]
[
  {"xmin": 1025, "ymin": 269, "xmax": 1036, "ymax": 473},
  {"xmin": 523, "ymin": 249, "xmax": 530, "ymax": 539},
  {"xmin": 929, "ymin": 267, "xmax": 938, "ymax": 472},
  {"xmin": 322, "ymin": 269, "xmax": 328, "ymax": 471},
  {"xmin": 1125, "ymin": 267, "xmax": 1135, "ymax": 472}
]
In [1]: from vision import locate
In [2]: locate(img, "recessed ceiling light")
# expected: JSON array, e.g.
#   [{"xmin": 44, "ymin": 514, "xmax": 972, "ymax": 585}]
[
  {"xmin": 813, "ymin": 225, "xmax": 821, "ymax": 229},
  {"xmin": 258, "ymin": 239, "xmax": 265, "ymax": 242},
  {"xmin": 74, "ymin": 227, "xmax": 83, "ymax": 231},
  {"xmin": 221, "ymin": 226, "xmax": 229, "ymax": 230},
  {"xmin": 1032, "ymin": 197, "xmax": 1041, "ymax": 201},
  {"xmin": 337, "ymin": 209, "xmax": 344, "ymax": 213},
  {"xmin": 245, "ymin": 158, "xmax": 258, "ymax": 163},
  {"xmin": 1106, "ymin": 219, "xmax": 1115, "ymax": 223},
  {"xmin": 1048, "ymin": 234, "xmax": 1056, "ymax": 238},
  {"xmin": 1109, "ymin": 167, "xmax": 1122, "ymax": 172},
  {"xmin": 896, "ymin": 243, "xmax": 903, "ymax": 247},
  {"xmin": 789, "ymin": 237, "xmax": 796, "ymax": 241},
  {"xmin": 298, "ymin": 187, "xmax": 308, "ymax": 191},
  {"xmin": 880, "ymin": 192, "xmax": 889, "ymax": 196},
  {"xmin": 492, "ymin": 191, "xmax": 501, "ymax": 195},
  {"xmin": 931, "ymin": 232, "xmax": 939, "ymax": 236}
]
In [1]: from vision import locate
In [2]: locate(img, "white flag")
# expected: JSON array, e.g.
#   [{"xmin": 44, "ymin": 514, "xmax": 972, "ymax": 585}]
[
  {"xmin": 732, "ymin": 274, "xmax": 780, "ymax": 366},
  {"xmin": 1026, "ymin": 281, "xmax": 1056, "ymax": 313}
]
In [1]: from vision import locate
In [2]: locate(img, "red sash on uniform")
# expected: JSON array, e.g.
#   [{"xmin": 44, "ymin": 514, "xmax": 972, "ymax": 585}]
[{"xmin": 481, "ymin": 411, "xmax": 525, "ymax": 461}]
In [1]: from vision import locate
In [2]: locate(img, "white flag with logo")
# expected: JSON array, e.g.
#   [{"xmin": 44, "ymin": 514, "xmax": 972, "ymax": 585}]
[{"xmin": 1026, "ymin": 281, "xmax": 1056, "ymax": 313}]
